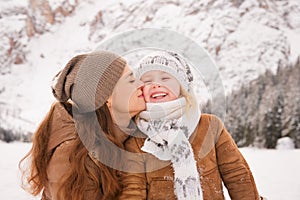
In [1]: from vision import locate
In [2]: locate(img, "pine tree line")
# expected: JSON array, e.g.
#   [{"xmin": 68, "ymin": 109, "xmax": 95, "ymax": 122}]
[
  {"xmin": 223, "ymin": 58, "xmax": 300, "ymax": 148},
  {"xmin": 0, "ymin": 126, "xmax": 33, "ymax": 143}
]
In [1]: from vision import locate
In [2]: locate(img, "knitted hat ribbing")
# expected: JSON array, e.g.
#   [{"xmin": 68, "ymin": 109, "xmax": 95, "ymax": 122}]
[
  {"xmin": 135, "ymin": 51, "xmax": 193, "ymax": 92},
  {"xmin": 51, "ymin": 51, "xmax": 126, "ymax": 113}
]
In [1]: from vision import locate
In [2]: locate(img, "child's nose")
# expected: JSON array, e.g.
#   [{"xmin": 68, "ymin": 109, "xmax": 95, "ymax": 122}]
[{"xmin": 151, "ymin": 83, "xmax": 161, "ymax": 88}]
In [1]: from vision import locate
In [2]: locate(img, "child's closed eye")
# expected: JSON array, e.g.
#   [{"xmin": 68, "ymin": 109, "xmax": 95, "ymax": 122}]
[{"xmin": 143, "ymin": 80, "xmax": 152, "ymax": 84}]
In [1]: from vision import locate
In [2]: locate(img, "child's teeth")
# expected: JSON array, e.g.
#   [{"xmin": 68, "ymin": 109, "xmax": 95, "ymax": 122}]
[{"xmin": 152, "ymin": 93, "xmax": 166, "ymax": 98}]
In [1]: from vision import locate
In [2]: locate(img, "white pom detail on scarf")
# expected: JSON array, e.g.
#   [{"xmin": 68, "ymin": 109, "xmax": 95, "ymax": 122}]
[{"xmin": 137, "ymin": 97, "xmax": 203, "ymax": 200}]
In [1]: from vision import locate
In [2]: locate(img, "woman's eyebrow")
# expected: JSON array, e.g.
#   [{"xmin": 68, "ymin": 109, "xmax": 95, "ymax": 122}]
[{"xmin": 125, "ymin": 72, "xmax": 133, "ymax": 79}]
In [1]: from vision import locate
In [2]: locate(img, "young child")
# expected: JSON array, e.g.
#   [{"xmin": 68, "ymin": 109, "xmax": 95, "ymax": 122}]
[{"xmin": 120, "ymin": 51, "xmax": 262, "ymax": 200}]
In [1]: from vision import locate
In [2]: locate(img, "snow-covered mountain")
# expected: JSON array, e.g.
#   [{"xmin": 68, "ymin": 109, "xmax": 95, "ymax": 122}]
[{"xmin": 0, "ymin": 0, "xmax": 300, "ymax": 137}]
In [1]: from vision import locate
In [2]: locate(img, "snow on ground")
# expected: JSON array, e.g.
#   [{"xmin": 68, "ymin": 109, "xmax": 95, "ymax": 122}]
[
  {"xmin": 0, "ymin": 141, "xmax": 299, "ymax": 200},
  {"xmin": 0, "ymin": 141, "xmax": 40, "ymax": 200},
  {"xmin": 240, "ymin": 148, "xmax": 300, "ymax": 200}
]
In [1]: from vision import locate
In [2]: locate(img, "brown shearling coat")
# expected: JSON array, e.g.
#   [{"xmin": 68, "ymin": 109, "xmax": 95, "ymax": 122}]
[
  {"xmin": 41, "ymin": 102, "xmax": 79, "ymax": 199},
  {"xmin": 120, "ymin": 114, "xmax": 260, "ymax": 200},
  {"xmin": 41, "ymin": 102, "xmax": 103, "ymax": 200}
]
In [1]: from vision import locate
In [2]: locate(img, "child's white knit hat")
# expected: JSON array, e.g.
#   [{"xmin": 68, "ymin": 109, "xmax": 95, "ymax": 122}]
[{"xmin": 135, "ymin": 51, "xmax": 193, "ymax": 92}]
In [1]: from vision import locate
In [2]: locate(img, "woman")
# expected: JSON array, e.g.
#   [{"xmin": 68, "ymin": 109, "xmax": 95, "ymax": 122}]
[
  {"xmin": 120, "ymin": 51, "xmax": 263, "ymax": 199},
  {"xmin": 19, "ymin": 51, "xmax": 145, "ymax": 200}
]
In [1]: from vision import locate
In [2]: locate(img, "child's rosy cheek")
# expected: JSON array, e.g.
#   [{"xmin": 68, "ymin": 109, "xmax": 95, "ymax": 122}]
[{"xmin": 141, "ymin": 87, "xmax": 148, "ymax": 97}]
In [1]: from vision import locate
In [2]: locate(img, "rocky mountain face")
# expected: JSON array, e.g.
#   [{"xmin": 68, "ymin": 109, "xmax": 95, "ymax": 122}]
[
  {"xmin": 0, "ymin": 0, "xmax": 299, "ymax": 146},
  {"xmin": 0, "ymin": 0, "xmax": 77, "ymax": 74},
  {"xmin": 0, "ymin": 0, "xmax": 79, "ymax": 140}
]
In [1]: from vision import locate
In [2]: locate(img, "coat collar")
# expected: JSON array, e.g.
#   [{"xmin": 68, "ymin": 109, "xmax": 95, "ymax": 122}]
[{"xmin": 47, "ymin": 102, "xmax": 77, "ymax": 152}]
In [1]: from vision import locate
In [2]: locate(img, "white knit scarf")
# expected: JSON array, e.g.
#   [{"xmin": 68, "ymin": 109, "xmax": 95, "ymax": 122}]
[{"xmin": 137, "ymin": 97, "xmax": 203, "ymax": 200}]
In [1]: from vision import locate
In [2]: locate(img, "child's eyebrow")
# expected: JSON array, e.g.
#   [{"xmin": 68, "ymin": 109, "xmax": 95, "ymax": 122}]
[
  {"xmin": 141, "ymin": 75, "xmax": 152, "ymax": 80},
  {"xmin": 161, "ymin": 71, "xmax": 170, "ymax": 75}
]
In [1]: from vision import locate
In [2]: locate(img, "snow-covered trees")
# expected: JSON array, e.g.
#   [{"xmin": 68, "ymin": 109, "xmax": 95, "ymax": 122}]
[{"xmin": 225, "ymin": 58, "xmax": 300, "ymax": 148}]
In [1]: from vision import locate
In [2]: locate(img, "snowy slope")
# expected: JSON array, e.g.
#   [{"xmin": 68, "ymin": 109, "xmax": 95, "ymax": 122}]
[
  {"xmin": 1, "ymin": 141, "xmax": 299, "ymax": 200},
  {"xmin": 0, "ymin": 0, "xmax": 300, "ymax": 135}
]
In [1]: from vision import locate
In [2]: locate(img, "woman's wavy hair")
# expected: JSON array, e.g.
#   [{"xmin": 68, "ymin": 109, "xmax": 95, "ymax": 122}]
[{"xmin": 19, "ymin": 102, "xmax": 122, "ymax": 200}]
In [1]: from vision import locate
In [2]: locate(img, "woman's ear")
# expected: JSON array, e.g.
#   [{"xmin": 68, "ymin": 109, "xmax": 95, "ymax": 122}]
[{"xmin": 106, "ymin": 96, "xmax": 112, "ymax": 108}]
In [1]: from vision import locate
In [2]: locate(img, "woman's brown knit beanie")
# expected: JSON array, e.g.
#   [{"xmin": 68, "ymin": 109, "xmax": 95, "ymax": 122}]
[{"xmin": 51, "ymin": 51, "xmax": 126, "ymax": 113}]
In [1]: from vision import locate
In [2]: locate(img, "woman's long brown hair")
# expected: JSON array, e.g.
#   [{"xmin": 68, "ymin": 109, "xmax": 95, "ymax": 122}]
[{"xmin": 19, "ymin": 102, "xmax": 122, "ymax": 200}]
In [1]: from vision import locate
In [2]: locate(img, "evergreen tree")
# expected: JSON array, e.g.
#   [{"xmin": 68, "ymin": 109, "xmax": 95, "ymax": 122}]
[
  {"xmin": 290, "ymin": 106, "xmax": 300, "ymax": 148},
  {"xmin": 263, "ymin": 92, "xmax": 284, "ymax": 148},
  {"xmin": 231, "ymin": 117, "xmax": 245, "ymax": 146}
]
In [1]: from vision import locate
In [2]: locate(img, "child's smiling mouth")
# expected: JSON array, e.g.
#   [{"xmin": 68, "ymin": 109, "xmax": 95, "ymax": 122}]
[
  {"xmin": 151, "ymin": 92, "xmax": 167, "ymax": 99},
  {"xmin": 149, "ymin": 91, "xmax": 170, "ymax": 102}
]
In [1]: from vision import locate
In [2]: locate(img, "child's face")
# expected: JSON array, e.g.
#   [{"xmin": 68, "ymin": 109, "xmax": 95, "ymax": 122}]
[{"xmin": 140, "ymin": 70, "xmax": 180, "ymax": 103}]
